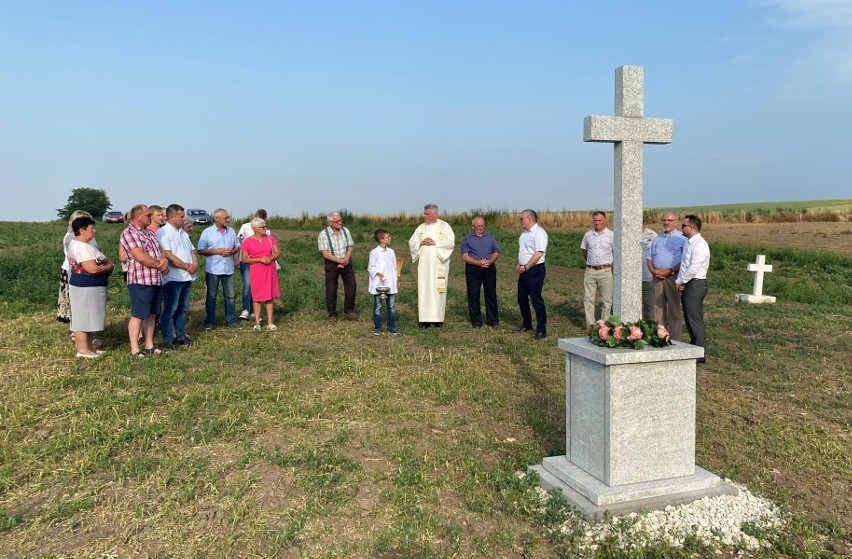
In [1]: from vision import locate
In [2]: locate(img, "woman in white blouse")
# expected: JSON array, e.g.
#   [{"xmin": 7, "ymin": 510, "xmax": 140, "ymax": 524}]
[{"xmin": 67, "ymin": 216, "xmax": 114, "ymax": 358}]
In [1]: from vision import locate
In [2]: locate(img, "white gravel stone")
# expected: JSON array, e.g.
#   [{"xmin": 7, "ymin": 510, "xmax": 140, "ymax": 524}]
[{"xmin": 518, "ymin": 472, "xmax": 783, "ymax": 555}]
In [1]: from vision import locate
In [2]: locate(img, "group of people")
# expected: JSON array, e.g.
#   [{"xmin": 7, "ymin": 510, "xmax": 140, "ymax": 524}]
[
  {"xmin": 58, "ymin": 204, "xmax": 283, "ymax": 358},
  {"xmin": 580, "ymin": 210, "xmax": 710, "ymax": 356},
  {"xmin": 642, "ymin": 212, "xmax": 711, "ymax": 359},
  {"xmin": 397, "ymin": 205, "xmax": 710, "ymax": 353},
  {"xmin": 57, "ymin": 203, "xmax": 710, "ymax": 359}
]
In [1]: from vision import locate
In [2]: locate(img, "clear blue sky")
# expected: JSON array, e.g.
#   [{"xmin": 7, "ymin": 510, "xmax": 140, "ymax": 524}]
[{"xmin": 1, "ymin": 1, "xmax": 850, "ymax": 221}]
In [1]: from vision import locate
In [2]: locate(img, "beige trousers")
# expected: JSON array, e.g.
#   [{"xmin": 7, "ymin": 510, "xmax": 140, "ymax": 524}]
[
  {"xmin": 583, "ymin": 268, "xmax": 613, "ymax": 326},
  {"xmin": 653, "ymin": 275, "xmax": 682, "ymax": 341}
]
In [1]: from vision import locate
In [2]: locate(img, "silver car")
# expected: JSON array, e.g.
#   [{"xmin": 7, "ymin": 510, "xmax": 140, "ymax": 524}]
[{"xmin": 186, "ymin": 209, "xmax": 210, "ymax": 224}]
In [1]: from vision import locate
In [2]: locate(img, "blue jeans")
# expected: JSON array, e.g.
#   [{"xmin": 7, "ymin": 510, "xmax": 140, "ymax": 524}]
[
  {"xmin": 205, "ymin": 273, "xmax": 236, "ymax": 327},
  {"xmin": 373, "ymin": 293, "xmax": 396, "ymax": 331},
  {"xmin": 240, "ymin": 262, "xmax": 252, "ymax": 313},
  {"xmin": 161, "ymin": 280, "xmax": 193, "ymax": 343}
]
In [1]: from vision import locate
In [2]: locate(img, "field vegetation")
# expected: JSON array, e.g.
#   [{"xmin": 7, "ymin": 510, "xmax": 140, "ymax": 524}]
[{"xmin": 0, "ymin": 209, "xmax": 849, "ymax": 557}]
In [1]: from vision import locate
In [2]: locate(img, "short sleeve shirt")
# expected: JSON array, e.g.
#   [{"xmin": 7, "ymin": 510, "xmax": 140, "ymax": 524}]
[
  {"xmin": 120, "ymin": 223, "xmax": 164, "ymax": 286},
  {"xmin": 580, "ymin": 228, "xmax": 614, "ymax": 266}
]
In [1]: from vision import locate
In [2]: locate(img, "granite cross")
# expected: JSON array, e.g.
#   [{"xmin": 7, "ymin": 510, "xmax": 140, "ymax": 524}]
[
  {"xmin": 584, "ymin": 66, "xmax": 673, "ymax": 322},
  {"xmin": 747, "ymin": 255, "xmax": 773, "ymax": 297}
]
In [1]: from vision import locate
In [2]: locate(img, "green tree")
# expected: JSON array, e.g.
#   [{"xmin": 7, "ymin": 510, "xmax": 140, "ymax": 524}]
[{"xmin": 56, "ymin": 188, "xmax": 112, "ymax": 221}]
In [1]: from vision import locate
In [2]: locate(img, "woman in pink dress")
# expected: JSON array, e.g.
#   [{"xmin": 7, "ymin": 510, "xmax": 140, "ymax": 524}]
[{"xmin": 240, "ymin": 217, "xmax": 281, "ymax": 331}]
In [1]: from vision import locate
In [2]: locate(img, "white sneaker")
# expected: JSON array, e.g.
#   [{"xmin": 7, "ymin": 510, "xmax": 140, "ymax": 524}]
[
  {"xmin": 239, "ymin": 310, "xmax": 250, "ymax": 320},
  {"xmin": 252, "ymin": 324, "xmax": 262, "ymax": 331},
  {"xmin": 267, "ymin": 323, "xmax": 277, "ymax": 331}
]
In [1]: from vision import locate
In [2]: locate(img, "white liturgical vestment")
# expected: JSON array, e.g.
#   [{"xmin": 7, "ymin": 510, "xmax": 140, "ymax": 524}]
[{"xmin": 408, "ymin": 219, "xmax": 455, "ymax": 322}]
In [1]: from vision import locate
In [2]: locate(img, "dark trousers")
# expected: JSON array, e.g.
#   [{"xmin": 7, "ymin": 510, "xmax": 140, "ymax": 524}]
[
  {"xmin": 465, "ymin": 263, "xmax": 499, "ymax": 326},
  {"xmin": 681, "ymin": 279, "xmax": 708, "ymax": 349},
  {"xmin": 324, "ymin": 260, "xmax": 356, "ymax": 317},
  {"xmin": 517, "ymin": 263, "xmax": 547, "ymax": 335}
]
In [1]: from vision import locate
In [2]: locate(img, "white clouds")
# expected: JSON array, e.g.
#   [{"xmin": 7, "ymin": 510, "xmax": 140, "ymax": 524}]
[{"xmin": 753, "ymin": 0, "xmax": 852, "ymax": 88}]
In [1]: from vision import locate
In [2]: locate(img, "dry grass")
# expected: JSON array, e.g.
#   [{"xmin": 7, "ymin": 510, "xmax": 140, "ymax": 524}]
[{"xmin": 0, "ymin": 218, "xmax": 849, "ymax": 557}]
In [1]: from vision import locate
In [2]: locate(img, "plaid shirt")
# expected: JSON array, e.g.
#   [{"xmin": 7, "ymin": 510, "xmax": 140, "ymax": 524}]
[
  {"xmin": 317, "ymin": 226, "xmax": 353, "ymax": 258},
  {"xmin": 120, "ymin": 223, "xmax": 164, "ymax": 286}
]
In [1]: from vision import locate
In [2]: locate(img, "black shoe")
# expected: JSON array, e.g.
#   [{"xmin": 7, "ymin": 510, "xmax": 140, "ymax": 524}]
[
  {"xmin": 534, "ymin": 331, "xmax": 547, "ymax": 340},
  {"xmin": 163, "ymin": 341, "xmax": 176, "ymax": 350},
  {"xmin": 175, "ymin": 336, "xmax": 194, "ymax": 347},
  {"xmin": 471, "ymin": 323, "xmax": 482, "ymax": 329},
  {"xmin": 513, "ymin": 326, "xmax": 532, "ymax": 333}
]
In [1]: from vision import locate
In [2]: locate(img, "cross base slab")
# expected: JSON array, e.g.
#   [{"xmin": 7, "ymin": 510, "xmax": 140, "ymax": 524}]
[
  {"xmin": 529, "ymin": 456, "xmax": 737, "ymax": 522},
  {"xmin": 736, "ymin": 294, "xmax": 776, "ymax": 304}
]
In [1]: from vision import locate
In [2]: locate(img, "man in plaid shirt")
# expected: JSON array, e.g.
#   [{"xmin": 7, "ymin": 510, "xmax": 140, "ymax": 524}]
[{"xmin": 120, "ymin": 204, "xmax": 169, "ymax": 357}]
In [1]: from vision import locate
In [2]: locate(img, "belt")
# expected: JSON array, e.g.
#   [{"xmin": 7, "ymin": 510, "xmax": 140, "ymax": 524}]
[{"xmin": 587, "ymin": 264, "xmax": 612, "ymax": 270}]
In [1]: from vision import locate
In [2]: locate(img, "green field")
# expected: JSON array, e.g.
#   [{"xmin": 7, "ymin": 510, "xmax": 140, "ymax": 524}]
[
  {"xmin": 656, "ymin": 198, "xmax": 852, "ymax": 215},
  {"xmin": 0, "ymin": 219, "xmax": 849, "ymax": 557}
]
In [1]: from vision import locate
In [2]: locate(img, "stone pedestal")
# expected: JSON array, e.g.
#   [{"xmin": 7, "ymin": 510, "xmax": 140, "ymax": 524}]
[
  {"xmin": 529, "ymin": 338, "xmax": 736, "ymax": 520},
  {"xmin": 736, "ymin": 293, "xmax": 776, "ymax": 304}
]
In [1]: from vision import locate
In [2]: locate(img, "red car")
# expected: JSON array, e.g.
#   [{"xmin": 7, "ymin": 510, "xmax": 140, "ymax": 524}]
[{"xmin": 102, "ymin": 211, "xmax": 124, "ymax": 223}]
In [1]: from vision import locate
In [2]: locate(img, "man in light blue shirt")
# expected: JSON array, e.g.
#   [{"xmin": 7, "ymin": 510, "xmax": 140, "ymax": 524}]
[
  {"xmin": 197, "ymin": 208, "xmax": 240, "ymax": 329},
  {"xmin": 646, "ymin": 211, "xmax": 686, "ymax": 340}
]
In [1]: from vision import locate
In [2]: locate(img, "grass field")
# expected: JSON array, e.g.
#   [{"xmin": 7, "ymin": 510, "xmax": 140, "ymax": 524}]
[
  {"xmin": 663, "ymin": 198, "xmax": 852, "ymax": 214},
  {"xmin": 0, "ymin": 217, "xmax": 849, "ymax": 558}
]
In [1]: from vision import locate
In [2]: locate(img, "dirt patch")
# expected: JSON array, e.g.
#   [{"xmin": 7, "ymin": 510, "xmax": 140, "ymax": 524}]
[{"xmin": 700, "ymin": 222, "xmax": 852, "ymax": 256}]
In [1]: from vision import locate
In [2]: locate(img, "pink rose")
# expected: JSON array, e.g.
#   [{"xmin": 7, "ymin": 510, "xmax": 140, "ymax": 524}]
[
  {"xmin": 594, "ymin": 319, "xmax": 606, "ymax": 330},
  {"xmin": 613, "ymin": 325, "xmax": 625, "ymax": 340},
  {"xmin": 598, "ymin": 326, "xmax": 610, "ymax": 341},
  {"xmin": 657, "ymin": 325, "xmax": 670, "ymax": 340},
  {"xmin": 628, "ymin": 325, "xmax": 643, "ymax": 341}
]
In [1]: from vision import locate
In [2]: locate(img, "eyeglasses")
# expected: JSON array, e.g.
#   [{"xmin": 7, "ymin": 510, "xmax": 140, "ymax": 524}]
[
  {"xmin": 331, "ymin": 219, "xmax": 342, "ymax": 223},
  {"xmin": 681, "ymin": 224, "xmax": 693, "ymax": 229},
  {"xmin": 662, "ymin": 218, "xmax": 675, "ymax": 222}
]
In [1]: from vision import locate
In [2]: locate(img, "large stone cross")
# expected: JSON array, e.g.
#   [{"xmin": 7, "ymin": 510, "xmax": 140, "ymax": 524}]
[{"xmin": 584, "ymin": 66, "xmax": 673, "ymax": 322}]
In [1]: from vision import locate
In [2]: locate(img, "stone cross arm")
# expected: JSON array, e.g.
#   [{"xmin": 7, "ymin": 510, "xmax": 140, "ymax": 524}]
[{"xmin": 584, "ymin": 115, "xmax": 673, "ymax": 144}]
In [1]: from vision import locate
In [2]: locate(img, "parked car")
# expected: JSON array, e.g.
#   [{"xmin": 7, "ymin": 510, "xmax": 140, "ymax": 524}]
[
  {"xmin": 186, "ymin": 209, "xmax": 210, "ymax": 224},
  {"xmin": 102, "ymin": 211, "xmax": 124, "ymax": 223}
]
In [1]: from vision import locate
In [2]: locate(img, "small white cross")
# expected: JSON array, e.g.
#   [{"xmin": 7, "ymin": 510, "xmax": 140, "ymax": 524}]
[{"xmin": 747, "ymin": 255, "xmax": 773, "ymax": 297}]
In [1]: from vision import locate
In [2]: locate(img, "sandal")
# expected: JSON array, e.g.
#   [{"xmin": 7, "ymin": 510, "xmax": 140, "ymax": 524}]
[
  {"xmin": 144, "ymin": 347, "xmax": 162, "ymax": 356},
  {"xmin": 130, "ymin": 351, "xmax": 147, "ymax": 359}
]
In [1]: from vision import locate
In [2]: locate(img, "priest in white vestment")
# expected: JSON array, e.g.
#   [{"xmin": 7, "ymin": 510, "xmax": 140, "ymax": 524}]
[{"xmin": 408, "ymin": 204, "xmax": 456, "ymax": 327}]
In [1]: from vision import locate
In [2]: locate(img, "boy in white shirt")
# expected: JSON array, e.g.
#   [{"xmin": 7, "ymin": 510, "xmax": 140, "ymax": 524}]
[{"xmin": 367, "ymin": 229, "xmax": 399, "ymax": 335}]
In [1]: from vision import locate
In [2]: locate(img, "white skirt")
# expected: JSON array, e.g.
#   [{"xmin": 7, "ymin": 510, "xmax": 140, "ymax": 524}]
[{"xmin": 69, "ymin": 285, "xmax": 107, "ymax": 332}]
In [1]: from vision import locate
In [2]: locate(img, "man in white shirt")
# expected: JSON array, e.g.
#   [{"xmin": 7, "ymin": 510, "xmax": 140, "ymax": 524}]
[
  {"xmin": 641, "ymin": 222, "xmax": 658, "ymax": 321},
  {"xmin": 158, "ymin": 204, "xmax": 198, "ymax": 348},
  {"xmin": 514, "ymin": 209, "xmax": 548, "ymax": 339},
  {"xmin": 676, "ymin": 214, "xmax": 710, "ymax": 361},
  {"xmin": 580, "ymin": 211, "xmax": 614, "ymax": 326}
]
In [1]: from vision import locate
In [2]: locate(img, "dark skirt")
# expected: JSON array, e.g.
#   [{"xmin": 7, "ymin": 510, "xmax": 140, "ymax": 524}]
[{"xmin": 56, "ymin": 269, "xmax": 71, "ymax": 323}]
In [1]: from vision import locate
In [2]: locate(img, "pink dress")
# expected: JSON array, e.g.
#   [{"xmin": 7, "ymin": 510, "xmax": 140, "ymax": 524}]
[{"xmin": 241, "ymin": 235, "xmax": 280, "ymax": 301}]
